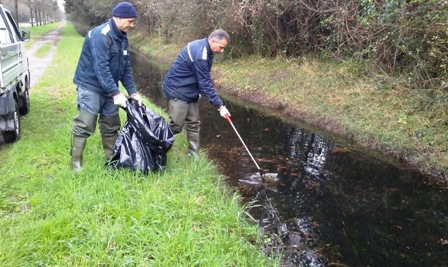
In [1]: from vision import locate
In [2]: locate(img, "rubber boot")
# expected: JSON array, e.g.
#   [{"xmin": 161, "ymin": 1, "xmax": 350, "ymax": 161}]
[
  {"xmin": 99, "ymin": 115, "xmax": 121, "ymax": 161},
  {"xmin": 71, "ymin": 137, "xmax": 87, "ymax": 171},
  {"xmin": 71, "ymin": 109, "xmax": 97, "ymax": 170},
  {"xmin": 187, "ymin": 131, "xmax": 200, "ymax": 158},
  {"xmin": 101, "ymin": 134, "xmax": 118, "ymax": 161}
]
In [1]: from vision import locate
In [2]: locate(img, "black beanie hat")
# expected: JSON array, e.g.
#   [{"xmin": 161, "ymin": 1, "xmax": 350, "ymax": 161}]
[{"xmin": 112, "ymin": 2, "xmax": 137, "ymax": 18}]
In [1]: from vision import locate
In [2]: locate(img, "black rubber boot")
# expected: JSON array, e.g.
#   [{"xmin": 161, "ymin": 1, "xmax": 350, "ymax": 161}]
[{"xmin": 71, "ymin": 137, "xmax": 87, "ymax": 171}]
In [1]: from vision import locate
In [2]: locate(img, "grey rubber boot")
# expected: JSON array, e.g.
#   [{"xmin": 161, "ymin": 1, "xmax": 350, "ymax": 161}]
[
  {"xmin": 71, "ymin": 137, "xmax": 87, "ymax": 171},
  {"xmin": 71, "ymin": 109, "xmax": 97, "ymax": 171},
  {"xmin": 99, "ymin": 115, "xmax": 121, "ymax": 161},
  {"xmin": 101, "ymin": 135, "xmax": 118, "ymax": 161},
  {"xmin": 187, "ymin": 131, "xmax": 200, "ymax": 158}
]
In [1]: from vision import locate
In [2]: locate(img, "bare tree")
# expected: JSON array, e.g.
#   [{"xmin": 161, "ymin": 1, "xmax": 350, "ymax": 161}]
[
  {"xmin": 14, "ymin": 0, "xmax": 18, "ymax": 23},
  {"xmin": 65, "ymin": 0, "xmax": 448, "ymax": 89}
]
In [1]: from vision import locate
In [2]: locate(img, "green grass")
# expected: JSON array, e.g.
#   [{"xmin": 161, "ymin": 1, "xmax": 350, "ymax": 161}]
[
  {"xmin": 129, "ymin": 35, "xmax": 448, "ymax": 179},
  {"xmin": 33, "ymin": 43, "xmax": 52, "ymax": 58},
  {"xmin": 0, "ymin": 23, "xmax": 274, "ymax": 266}
]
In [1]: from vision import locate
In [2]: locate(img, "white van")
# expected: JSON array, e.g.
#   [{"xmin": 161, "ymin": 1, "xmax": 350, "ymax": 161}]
[{"xmin": 0, "ymin": 4, "xmax": 31, "ymax": 143}]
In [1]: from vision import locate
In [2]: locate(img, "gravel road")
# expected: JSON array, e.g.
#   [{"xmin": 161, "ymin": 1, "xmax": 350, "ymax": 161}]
[{"xmin": 28, "ymin": 23, "xmax": 64, "ymax": 88}]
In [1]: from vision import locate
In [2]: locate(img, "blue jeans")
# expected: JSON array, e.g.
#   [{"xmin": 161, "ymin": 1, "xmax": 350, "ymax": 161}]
[
  {"xmin": 76, "ymin": 87, "xmax": 118, "ymax": 117},
  {"xmin": 72, "ymin": 87, "xmax": 121, "ymax": 138}
]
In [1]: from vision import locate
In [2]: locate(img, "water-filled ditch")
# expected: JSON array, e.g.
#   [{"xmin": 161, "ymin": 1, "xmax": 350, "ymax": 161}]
[{"xmin": 131, "ymin": 53, "xmax": 448, "ymax": 267}]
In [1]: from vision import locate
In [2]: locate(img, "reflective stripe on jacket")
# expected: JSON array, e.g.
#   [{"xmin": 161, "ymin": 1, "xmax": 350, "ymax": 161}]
[{"xmin": 162, "ymin": 38, "xmax": 223, "ymax": 108}]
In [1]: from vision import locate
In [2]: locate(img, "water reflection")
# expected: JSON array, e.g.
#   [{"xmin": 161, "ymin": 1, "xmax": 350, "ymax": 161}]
[{"xmin": 131, "ymin": 52, "xmax": 448, "ymax": 267}]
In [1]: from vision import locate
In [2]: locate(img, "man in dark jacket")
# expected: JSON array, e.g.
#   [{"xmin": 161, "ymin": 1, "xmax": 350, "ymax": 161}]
[
  {"xmin": 70, "ymin": 2, "xmax": 143, "ymax": 171},
  {"xmin": 162, "ymin": 29, "xmax": 231, "ymax": 157}
]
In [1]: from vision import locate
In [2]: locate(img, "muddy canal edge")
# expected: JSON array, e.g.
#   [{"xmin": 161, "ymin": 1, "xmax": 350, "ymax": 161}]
[{"xmin": 213, "ymin": 81, "xmax": 447, "ymax": 182}]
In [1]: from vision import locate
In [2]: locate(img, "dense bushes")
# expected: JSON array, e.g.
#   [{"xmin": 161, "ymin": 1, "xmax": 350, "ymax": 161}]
[{"xmin": 65, "ymin": 0, "xmax": 447, "ymax": 90}]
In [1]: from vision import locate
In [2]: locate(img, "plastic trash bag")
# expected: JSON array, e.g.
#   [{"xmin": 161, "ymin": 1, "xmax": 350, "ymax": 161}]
[{"xmin": 106, "ymin": 100, "xmax": 174, "ymax": 173}]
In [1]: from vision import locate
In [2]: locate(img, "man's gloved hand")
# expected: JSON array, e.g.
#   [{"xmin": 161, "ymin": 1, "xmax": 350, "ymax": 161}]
[
  {"xmin": 130, "ymin": 93, "xmax": 143, "ymax": 106},
  {"xmin": 219, "ymin": 106, "xmax": 230, "ymax": 118},
  {"xmin": 113, "ymin": 93, "xmax": 128, "ymax": 108}
]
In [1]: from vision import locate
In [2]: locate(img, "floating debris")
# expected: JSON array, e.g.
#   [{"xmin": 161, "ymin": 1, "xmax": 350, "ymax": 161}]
[
  {"xmin": 239, "ymin": 172, "xmax": 280, "ymax": 186},
  {"xmin": 330, "ymin": 147, "xmax": 351, "ymax": 154}
]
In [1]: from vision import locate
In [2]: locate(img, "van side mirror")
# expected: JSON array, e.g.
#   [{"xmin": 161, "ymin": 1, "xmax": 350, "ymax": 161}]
[{"xmin": 21, "ymin": 28, "xmax": 30, "ymax": 41}]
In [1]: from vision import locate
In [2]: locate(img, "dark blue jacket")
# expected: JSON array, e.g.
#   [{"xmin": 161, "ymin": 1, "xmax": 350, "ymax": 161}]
[
  {"xmin": 73, "ymin": 19, "xmax": 137, "ymax": 97},
  {"xmin": 162, "ymin": 38, "xmax": 223, "ymax": 108}
]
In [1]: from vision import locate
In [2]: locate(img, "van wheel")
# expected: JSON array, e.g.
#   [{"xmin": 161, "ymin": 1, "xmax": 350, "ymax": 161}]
[
  {"xmin": 3, "ymin": 100, "xmax": 21, "ymax": 143},
  {"xmin": 19, "ymin": 83, "xmax": 30, "ymax": 115}
]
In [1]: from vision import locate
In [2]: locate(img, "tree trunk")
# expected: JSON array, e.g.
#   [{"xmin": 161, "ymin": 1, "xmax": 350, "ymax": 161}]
[
  {"xmin": 14, "ymin": 0, "xmax": 19, "ymax": 24},
  {"xmin": 34, "ymin": 8, "xmax": 38, "ymax": 26},
  {"xmin": 38, "ymin": 10, "xmax": 42, "ymax": 25},
  {"xmin": 29, "ymin": 7, "xmax": 34, "ymax": 26}
]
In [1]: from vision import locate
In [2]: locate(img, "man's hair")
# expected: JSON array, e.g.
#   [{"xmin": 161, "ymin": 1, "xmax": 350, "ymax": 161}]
[{"xmin": 208, "ymin": 29, "xmax": 230, "ymax": 43}]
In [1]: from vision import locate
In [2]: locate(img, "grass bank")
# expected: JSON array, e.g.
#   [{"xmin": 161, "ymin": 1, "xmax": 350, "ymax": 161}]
[
  {"xmin": 0, "ymin": 23, "xmax": 275, "ymax": 266},
  {"xmin": 130, "ymin": 31, "xmax": 447, "ymax": 181}
]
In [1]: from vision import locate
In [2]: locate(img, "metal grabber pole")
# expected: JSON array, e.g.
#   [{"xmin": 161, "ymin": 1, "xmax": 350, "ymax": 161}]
[{"xmin": 224, "ymin": 114, "xmax": 264, "ymax": 181}]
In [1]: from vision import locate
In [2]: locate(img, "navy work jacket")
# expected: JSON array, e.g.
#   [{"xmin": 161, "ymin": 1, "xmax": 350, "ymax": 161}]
[
  {"xmin": 73, "ymin": 19, "xmax": 137, "ymax": 97},
  {"xmin": 162, "ymin": 38, "xmax": 223, "ymax": 108}
]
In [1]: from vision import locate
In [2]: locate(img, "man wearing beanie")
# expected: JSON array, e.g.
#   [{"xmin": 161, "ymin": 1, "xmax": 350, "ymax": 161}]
[{"xmin": 70, "ymin": 2, "xmax": 142, "ymax": 171}]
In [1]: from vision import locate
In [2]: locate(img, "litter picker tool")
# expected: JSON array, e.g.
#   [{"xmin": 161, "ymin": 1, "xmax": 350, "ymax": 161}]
[
  {"xmin": 224, "ymin": 115, "xmax": 285, "ymax": 244},
  {"xmin": 224, "ymin": 114, "xmax": 264, "ymax": 181},
  {"xmin": 224, "ymin": 115, "xmax": 283, "ymax": 231}
]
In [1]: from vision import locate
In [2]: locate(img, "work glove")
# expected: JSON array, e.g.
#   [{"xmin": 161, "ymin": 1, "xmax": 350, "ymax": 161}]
[
  {"xmin": 219, "ymin": 106, "xmax": 230, "ymax": 118},
  {"xmin": 130, "ymin": 93, "xmax": 143, "ymax": 106},
  {"xmin": 113, "ymin": 93, "xmax": 128, "ymax": 108}
]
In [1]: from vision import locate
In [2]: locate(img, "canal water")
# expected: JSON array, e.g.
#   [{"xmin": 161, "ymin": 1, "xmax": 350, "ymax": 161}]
[{"xmin": 131, "ymin": 53, "xmax": 448, "ymax": 267}]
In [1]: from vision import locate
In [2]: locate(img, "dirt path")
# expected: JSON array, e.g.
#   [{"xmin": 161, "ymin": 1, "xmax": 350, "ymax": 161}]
[{"xmin": 28, "ymin": 23, "xmax": 64, "ymax": 88}]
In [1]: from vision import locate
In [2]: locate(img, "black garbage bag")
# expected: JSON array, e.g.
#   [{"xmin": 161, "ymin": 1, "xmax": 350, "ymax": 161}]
[{"xmin": 106, "ymin": 100, "xmax": 174, "ymax": 173}]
